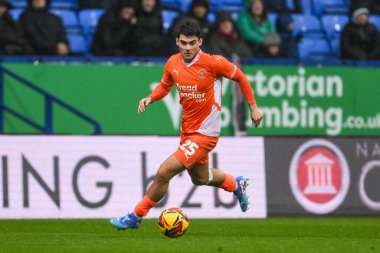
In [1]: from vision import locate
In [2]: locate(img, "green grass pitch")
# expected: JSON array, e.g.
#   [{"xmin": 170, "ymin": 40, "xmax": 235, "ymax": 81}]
[{"xmin": 1, "ymin": 218, "xmax": 380, "ymax": 253}]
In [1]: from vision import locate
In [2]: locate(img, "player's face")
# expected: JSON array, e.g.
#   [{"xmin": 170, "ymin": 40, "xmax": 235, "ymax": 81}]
[{"xmin": 176, "ymin": 35, "xmax": 203, "ymax": 63}]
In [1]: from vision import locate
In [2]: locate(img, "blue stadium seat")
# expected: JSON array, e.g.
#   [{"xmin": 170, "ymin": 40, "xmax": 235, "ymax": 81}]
[
  {"xmin": 216, "ymin": 0, "xmax": 244, "ymax": 12},
  {"xmin": 207, "ymin": 12, "xmax": 216, "ymax": 23},
  {"xmin": 79, "ymin": 9, "xmax": 105, "ymax": 35},
  {"xmin": 209, "ymin": 0, "xmax": 220, "ymax": 12},
  {"xmin": 370, "ymin": 15, "xmax": 380, "ymax": 31},
  {"xmin": 8, "ymin": 0, "xmax": 27, "ymax": 8},
  {"xmin": 268, "ymin": 13, "xmax": 277, "ymax": 26},
  {"xmin": 292, "ymin": 14, "xmax": 323, "ymax": 37},
  {"xmin": 231, "ymin": 12, "xmax": 239, "ymax": 21},
  {"xmin": 68, "ymin": 34, "xmax": 87, "ymax": 54},
  {"xmin": 298, "ymin": 38, "xmax": 331, "ymax": 59},
  {"xmin": 51, "ymin": 0, "xmax": 78, "ymax": 9},
  {"xmin": 330, "ymin": 37, "xmax": 341, "ymax": 56},
  {"xmin": 180, "ymin": 0, "xmax": 192, "ymax": 13},
  {"xmin": 312, "ymin": 0, "xmax": 349, "ymax": 17},
  {"xmin": 50, "ymin": 9, "xmax": 80, "ymax": 33},
  {"xmin": 162, "ymin": 10, "xmax": 179, "ymax": 33},
  {"xmin": 161, "ymin": 0, "xmax": 181, "ymax": 9},
  {"xmin": 180, "ymin": 0, "xmax": 244, "ymax": 13},
  {"xmin": 321, "ymin": 14, "xmax": 349, "ymax": 39},
  {"xmin": 286, "ymin": 0, "xmax": 295, "ymax": 11},
  {"xmin": 9, "ymin": 8, "xmax": 23, "ymax": 20},
  {"xmin": 300, "ymin": 0, "xmax": 312, "ymax": 14}
]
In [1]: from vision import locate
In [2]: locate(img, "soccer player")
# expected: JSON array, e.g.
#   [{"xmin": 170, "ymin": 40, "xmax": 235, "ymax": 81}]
[{"xmin": 110, "ymin": 21, "xmax": 263, "ymax": 229}]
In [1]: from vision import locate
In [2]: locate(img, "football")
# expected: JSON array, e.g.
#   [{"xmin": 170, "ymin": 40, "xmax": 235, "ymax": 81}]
[{"xmin": 157, "ymin": 207, "xmax": 189, "ymax": 238}]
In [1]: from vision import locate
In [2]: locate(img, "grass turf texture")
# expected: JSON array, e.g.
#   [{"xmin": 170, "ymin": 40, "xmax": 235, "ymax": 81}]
[{"xmin": 1, "ymin": 218, "xmax": 380, "ymax": 253}]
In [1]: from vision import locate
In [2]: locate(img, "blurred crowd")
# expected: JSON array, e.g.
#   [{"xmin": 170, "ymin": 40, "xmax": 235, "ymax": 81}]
[{"xmin": 0, "ymin": 0, "xmax": 380, "ymax": 60}]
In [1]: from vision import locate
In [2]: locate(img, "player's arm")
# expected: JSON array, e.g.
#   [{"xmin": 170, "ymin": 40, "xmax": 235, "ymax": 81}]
[
  {"xmin": 213, "ymin": 55, "xmax": 263, "ymax": 127},
  {"xmin": 138, "ymin": 62, "xmax": 174, "ymax": 113},
  {"xmin": 231, "ymin": 68, "xmax": 263, "ymax": 127}
]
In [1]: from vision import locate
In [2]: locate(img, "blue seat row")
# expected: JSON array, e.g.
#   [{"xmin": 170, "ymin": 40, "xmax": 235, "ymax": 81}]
[
  {"xmin": 9, "ymin": 0, "xmax": 77, "ymax": 9},
  {"xmin": 8, "ymin": 0, "xmax": 349, "ymax": 16}
]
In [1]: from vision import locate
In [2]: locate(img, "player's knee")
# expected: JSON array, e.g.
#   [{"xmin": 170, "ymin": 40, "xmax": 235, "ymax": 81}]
[{"xmin": 191, "ymin": 176, "xmax": 208, "ymax": 186}]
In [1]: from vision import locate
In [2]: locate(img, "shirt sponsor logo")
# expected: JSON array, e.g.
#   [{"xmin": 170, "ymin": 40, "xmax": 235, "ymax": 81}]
[{"xmin": 177, "ymin": 84, "xmax": 206, "ymax": 102}]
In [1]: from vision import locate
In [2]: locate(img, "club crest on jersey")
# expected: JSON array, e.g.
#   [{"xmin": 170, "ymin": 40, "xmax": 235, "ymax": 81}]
[{"xmin": 198, "ymin": 69, "xmax": 207, "ymax": 79}]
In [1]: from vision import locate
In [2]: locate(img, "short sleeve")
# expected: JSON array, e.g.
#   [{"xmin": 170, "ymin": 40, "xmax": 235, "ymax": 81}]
[{"xmin": 212, "ymin": 55, "xmax": 237, "ymax": 79}]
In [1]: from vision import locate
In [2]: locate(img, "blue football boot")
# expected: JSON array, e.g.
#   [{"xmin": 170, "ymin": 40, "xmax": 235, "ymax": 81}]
[
  {"xmin": 110, "ymin": 212, "xmax": 142, "ymax": 230},
  {"xmin": 233, "ymin": 176, "xmax": 250, "ymax": 212}
]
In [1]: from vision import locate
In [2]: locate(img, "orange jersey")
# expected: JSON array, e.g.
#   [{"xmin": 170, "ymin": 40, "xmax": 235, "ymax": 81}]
[{"xmin": 150, "ymin": 50, "xmax": 255, "ymax": 137}]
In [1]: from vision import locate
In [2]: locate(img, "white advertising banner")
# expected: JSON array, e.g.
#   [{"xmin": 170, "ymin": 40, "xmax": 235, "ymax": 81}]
[{"xmin": 0, "ymin": 136, "xmax": 266, "ymax": 219}]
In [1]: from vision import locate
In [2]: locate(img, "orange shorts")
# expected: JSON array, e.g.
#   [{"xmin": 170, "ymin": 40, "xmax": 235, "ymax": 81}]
[{"xmin": 173, "ymin": 132, "xmax": 219, "ymax": 169}]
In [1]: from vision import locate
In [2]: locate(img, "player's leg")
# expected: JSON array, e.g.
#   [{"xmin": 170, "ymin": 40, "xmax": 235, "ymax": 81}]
[
  {"xmin": 187, "ymin": 162, "xmax": 224, "ymax": 186},
  {"xmin": 144, "ymin": 155, "xmax": 185, "ymax": 202},
  {"xmin": 110, "ymin": 155, "xmax": 185, "ymax": 230},
  {"xmin": 188, "ymin": 161, "xmax": 250, "ymax": 212},
  {"xmin": 176, "ymin": 133, "xmax": 250, "ymax": 212}
]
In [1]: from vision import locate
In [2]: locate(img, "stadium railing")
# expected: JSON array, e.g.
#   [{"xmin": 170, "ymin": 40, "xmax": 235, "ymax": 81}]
[{"xmin": 0, "ymin": 65, "xmax": 102, "ymax": 134}]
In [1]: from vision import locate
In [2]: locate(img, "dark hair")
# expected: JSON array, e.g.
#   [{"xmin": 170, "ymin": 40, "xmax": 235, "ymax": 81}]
[{"xmin": 176, "ymin": 20, "xmax": 203, "ymax": 39}]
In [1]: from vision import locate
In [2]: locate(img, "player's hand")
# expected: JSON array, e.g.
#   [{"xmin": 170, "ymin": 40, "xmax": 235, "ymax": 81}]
[
  {"xmin": 138, "ymin": 96, "xmax": 153, "ymax": 113},
  {"xmin": 249, "ymin": 104, "xmax": 263, "ymax": 128}
]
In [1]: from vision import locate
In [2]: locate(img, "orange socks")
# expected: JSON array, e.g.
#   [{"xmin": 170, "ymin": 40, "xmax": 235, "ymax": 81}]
[
  {"xmin": 219, "ymin": 174, "xmax": 237, "ymax": 192},
  {"xmin": 133, "ymin": 195, "xmax": 157, "ymax": 217}
]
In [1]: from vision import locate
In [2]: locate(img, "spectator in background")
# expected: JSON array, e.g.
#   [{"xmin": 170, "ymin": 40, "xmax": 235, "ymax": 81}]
[
  {"xmin": 0, "ymin": 0, "xmax": 32, "ymax": 55},
  {"xmin": 136, "ymin": 0, "xmax": 166, "ymax": 56},
  {"xmin": 78, "ymin": 0, "xmax": 118, "ymax": 9},
  {"xmin": 276, "ymin": 12, "xmax": 298, "ymax": 58},
  {"xmin": 208, "ymin": 11, "xmax": 251, "ymax": 58},
  {"xmin": 350, "ymin": 0, "xmax": 380, "ymax": 16},
  {"xmin": 237, "ymin": 0, "xmax": 275, "ymax": 55},
  {"xmin": 187, "ymin": 0, "xmax": 212, "ymax": 39},
  {"xmin": 256, "ymin": 32, "xmax": 286, "ymax": 58},
  {"xmin": 341, "ymin": 7, "xmax": 380, "ymax": 60},
  {"xmin": 168, "ymin": 0, "xmax": 212, "ymax": 53},
  {"xmin": 19, "ymin": 0, "xmax": 69, "ymax": 56},
  {"xmin": 91, "ymin": 0, "xmax": 139, "ymax": 56},
  {"xmin": 170, "ymin": 0, "xmax": 212, "ymax": 40}
]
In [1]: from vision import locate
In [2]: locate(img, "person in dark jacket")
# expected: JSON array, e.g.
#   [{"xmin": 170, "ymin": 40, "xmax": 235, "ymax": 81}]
[
  {"xmin": 187, "ymin": 0, "xmax": 212, "ymax": 39},
  {"xmin": 0, "ymin": 0, "xmax": 32, "ymax": 55},
  {"xmin": 169, "ymin": 0, "xmax": 212, "ymax": 40},
  {"xmin": 78, "ymin": 0, "xmax": 118, "ymax": 9},
  {"xmin": 135, "ymin": 0, "xmax": 166, "ymax": 56},
  {"xmin": 167, "ymin": 0, "xmax": 212, "ymax": 53},
  {"xmin": 341, "ymin": 8, "xmax": 380, "ymax": 60},
  {"xmin": 91, "ymin": 0, "xmax": 139, "ymax": 56},
  {"xmin": 19, "ymin": 0, "xmax": 69, "ymax": 56},
  {"xmin": 208, "ymin": 11, "xmax": 251, "ymax": 58},
  {"xmin": 265, "ymin": 0, "xmax": 302, "ymax": 13}
]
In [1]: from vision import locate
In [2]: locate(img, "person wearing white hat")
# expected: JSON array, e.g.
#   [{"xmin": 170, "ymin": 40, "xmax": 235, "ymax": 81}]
[{"xmin": 341, "ymin": 7, "xmax": 380, "ymax": 60}]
